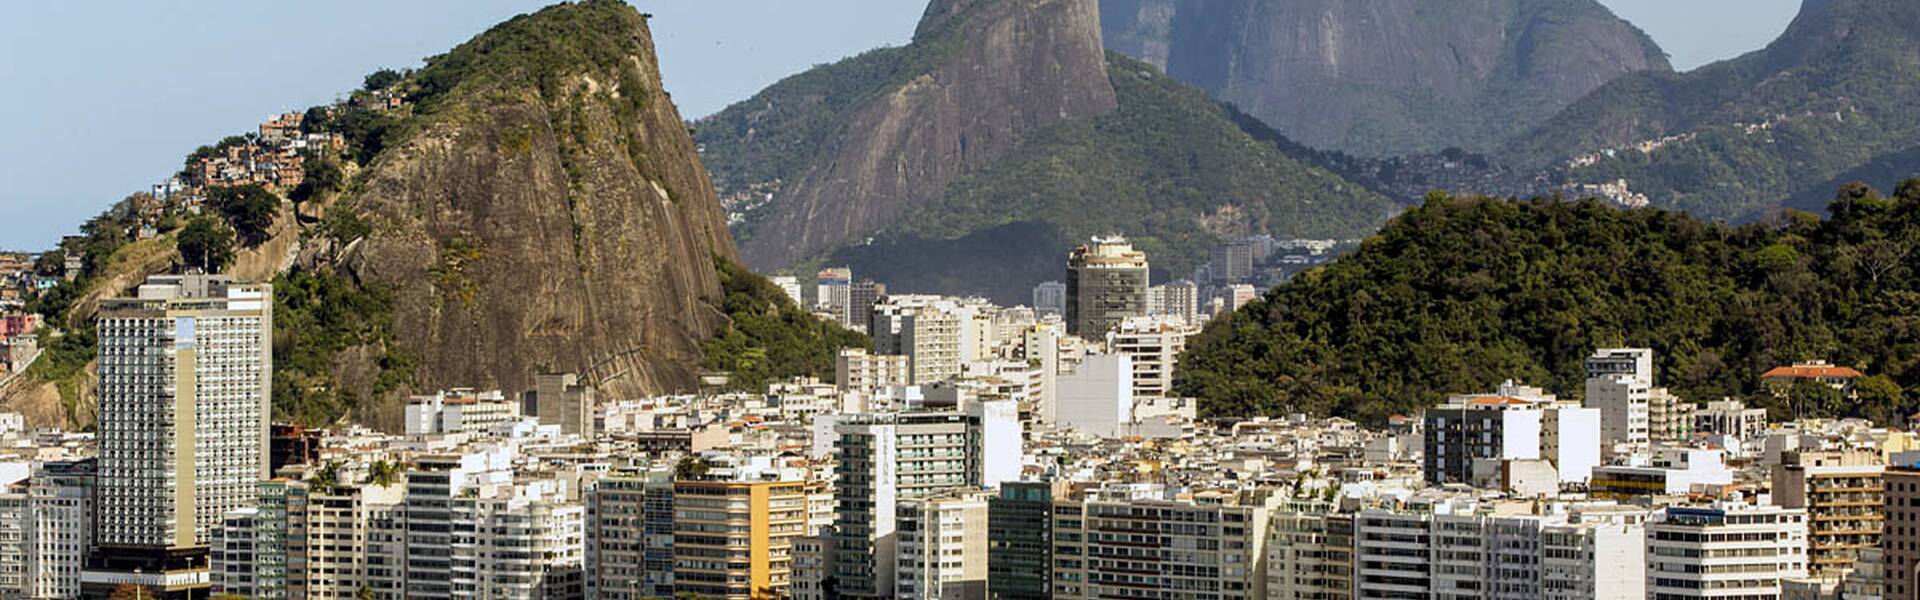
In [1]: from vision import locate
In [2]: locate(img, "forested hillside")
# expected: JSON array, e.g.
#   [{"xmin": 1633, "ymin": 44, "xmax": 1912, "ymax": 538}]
[{"xmin": 1178, "ymin": 183, "xmax": 1920, "ymax": 424}]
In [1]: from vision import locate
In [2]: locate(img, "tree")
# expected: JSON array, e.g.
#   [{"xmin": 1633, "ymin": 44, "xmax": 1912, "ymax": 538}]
[
  {"xmin": 674, "ymin": 456, "xmax": 710, "ymax": 480},
  {"xmin": 291, "ymin": 157, "xmax": 345, "ymax": 204},
  {"xmin": 313, "ymin": 460, "xmax": 344, "ymax": 494},
  {"xmin": 365, "ymin": 459, "xmax": 400, "ymax": 487},
  {"xmin": 176, "ymin": 216, "xmax": 235, "ymax": 272},
  {"xmin": 208, "ymin": 184, "xmax": 280, "ymax": 246},
  {"xmin": 1856, "ymin": 375, "xmax": 1908, "ymax": 427},
  {"xmin": 363, "ymin": 68, "xmax": 403, "ymax": 92}
]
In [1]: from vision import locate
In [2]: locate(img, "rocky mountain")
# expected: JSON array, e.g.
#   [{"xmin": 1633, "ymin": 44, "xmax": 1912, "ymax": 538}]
[
  {"xmin": 699, "ymin": 0, "xmax": 1396, "ymax": 301},
  {"xmin": 712, "ymin": 0, "xmax": 1118, "ymax": 271},
  {"xmin": 309, "ymin": 0, "xmax": 740, "ymax": 426},
  {"xmin": 1504, "ymin": 0, "xmax": 1920, "ymax": 221},
  {"xmin": 6, "ymin": 1, "xmax": 866, "ymax": 430},
  {"xmin": 1177, "ymin": 184, "xmax": 1920, "ymax": 425},
  {"xmin": 1099, "ymin": 0, "xmax": 1670, "ymax": 156}
]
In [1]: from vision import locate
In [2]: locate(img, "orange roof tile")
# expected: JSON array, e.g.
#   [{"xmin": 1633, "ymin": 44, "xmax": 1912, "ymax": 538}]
[{"xmin": 1761, "ymin": 365, "xmax": 1863, "ymax": 379}]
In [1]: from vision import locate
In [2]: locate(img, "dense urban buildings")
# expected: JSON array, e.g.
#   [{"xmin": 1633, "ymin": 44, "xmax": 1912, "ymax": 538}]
[{"xmin": 0, "ymin": 268, "xmax": 1907, "ymax": 600}]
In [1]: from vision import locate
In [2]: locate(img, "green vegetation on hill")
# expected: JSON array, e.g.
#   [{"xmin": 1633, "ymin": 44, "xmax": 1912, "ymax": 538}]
[
  {"xmin": 702, "ymin": 259, "xmax": 871, "ymax": 392},
  {"xmin": 272, "ymin": 267, "xmax": 412, "ymax": 426},
  {"xmin": 893, "ymin": 53, "xmax": 1395, "ymax": 276},
  {"xmin": 1177, "ymin": 182, "xmax": 1920, "ymax": 425}
]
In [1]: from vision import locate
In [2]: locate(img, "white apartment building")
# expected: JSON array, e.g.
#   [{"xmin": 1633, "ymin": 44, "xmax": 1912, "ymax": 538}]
[
  {"xmin": 1647, "ymin": 503, "xmax": 1808, "ymax": 600},
  {"xmin": 895, "ymin": 490, "xmax": 990, "ymax": 600},
  {"xmin": 88, "ymin": 274, "xmax": 272, "ymax": 596},
  {"xmin": 831, "ymin": 404, "xmax": 1022, "ymax": 598},
  {"xmin": 1105, "ymin": 315, "xmax": 1198, "ymax": 399},
  {"xmin": 26, "ymin": 459, "xmax": 93, "ymax": 600},
  {"xmin": 1345, "ymin": 501, "xmax": 1650, "ymax": 600},
  {"xmin": 403, "ymin": 389, "xmax": 522, "ymax": 436}
]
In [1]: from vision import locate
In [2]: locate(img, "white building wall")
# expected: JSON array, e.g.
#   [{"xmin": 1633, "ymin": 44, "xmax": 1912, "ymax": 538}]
[{"xmin": 1056, "ymin": 354, "xmax": 1132, "ymax": 438}]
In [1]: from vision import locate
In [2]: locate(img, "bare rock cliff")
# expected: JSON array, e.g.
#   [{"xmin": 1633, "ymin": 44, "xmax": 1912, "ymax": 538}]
[
  {"xmin": 334, "ymin": 1, "xmax": 734, "ymax": 415},
  {"xmin": 738, "ymin": 0, "xmax": 1118, "ymax": 270},
  {"xmin": 1103, "ymin": 0, "xmax": 1671, "ymax": 155}
]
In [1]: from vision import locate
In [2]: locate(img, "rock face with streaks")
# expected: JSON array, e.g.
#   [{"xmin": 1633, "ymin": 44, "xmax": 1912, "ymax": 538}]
[
  {"xmin": 328, "ymin": 0, "xmax": 736, "ymax": 421},
  {"xmin": 734, "ymin": 0, "xmax": 1119, "ymax": 270},
  {"xmin": 1101, "ymin": 0, "xmax": 1670, "ymax": 155}
]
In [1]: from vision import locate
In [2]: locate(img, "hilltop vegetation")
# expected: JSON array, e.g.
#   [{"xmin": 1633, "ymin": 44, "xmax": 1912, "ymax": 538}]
[{"xmin": 1178, "ymin": 182, "xmax": 1920, "ymax": 425}]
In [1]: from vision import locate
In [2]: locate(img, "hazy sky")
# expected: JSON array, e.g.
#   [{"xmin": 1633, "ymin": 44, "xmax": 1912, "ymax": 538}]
[{"xmin": 0, "ymin": 0, "xmax": 1799, "ymax": 251}]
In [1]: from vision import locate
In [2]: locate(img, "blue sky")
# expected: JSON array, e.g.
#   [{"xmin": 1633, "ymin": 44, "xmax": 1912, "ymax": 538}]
[{"xmin": 0, "ymin": 0, "xmax": 1800, "ymax": 251}]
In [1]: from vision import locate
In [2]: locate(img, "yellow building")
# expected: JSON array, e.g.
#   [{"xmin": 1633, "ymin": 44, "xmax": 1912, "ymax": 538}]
[{"xmin": 673, "ymin": 478, "xmax": 808, "ymax": 600}]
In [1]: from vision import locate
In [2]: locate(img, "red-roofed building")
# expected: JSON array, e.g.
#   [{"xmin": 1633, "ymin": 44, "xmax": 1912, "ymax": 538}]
[{"xmin": 1762, "ymin": 360, "xmax": 1864, "ymax": 400}]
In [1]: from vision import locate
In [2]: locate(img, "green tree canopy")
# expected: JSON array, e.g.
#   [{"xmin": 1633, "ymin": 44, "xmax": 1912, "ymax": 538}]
[{"xmin": 176, "ymin": 216, "xmax": 235, "ymax": 272}]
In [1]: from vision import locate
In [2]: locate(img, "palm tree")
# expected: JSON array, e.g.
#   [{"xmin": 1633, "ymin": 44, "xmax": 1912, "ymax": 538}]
[{"xmin": 365, "ymin": 459, "xmax": 400, "ymax": 487}]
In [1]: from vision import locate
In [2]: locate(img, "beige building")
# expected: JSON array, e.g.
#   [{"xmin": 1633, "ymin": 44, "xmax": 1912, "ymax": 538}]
[
  {"xmin": 1052, "ymin": 491, "xmax": 1270, "ymax": 600},
  {"xmin": 836, "ymin": 348, "xmax": 910, "ymax": 395},
  {"xmin": 1772, "ymin": 449, "xmax": 1884, "ymax": 577},
  {"xmin": 534, "ymin": 372, "xmax": 596, "ymax": 436},
  {"xmin": 895, "ymin": 490, "xmax": 991, "ymax": 600},
  {"xmin": 1106, "ymin": 316, "xmax": 1199, "ymax": 399}
]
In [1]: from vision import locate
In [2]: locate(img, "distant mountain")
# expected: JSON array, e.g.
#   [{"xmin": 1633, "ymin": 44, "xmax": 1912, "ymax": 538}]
[
  {"xmin": 1177, "ymin": 184, "xmax": 1920, "ymax": 425},
  {"xmin": 1100, "ymin": 0, "xmax": 1670, "ymax": 156},
  {"xmin": 1504, "ymin": 0, "xmax": 1920, "ymax": 221},
  {"xmin": 698, "ymin": 0, "xmax": 1395, "ymax": 301}
]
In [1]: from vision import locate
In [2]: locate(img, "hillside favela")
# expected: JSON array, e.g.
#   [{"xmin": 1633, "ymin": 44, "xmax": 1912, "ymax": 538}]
[{"xmin": 4, "ymin": 0, "xmax": 1920, "ymax": 598}]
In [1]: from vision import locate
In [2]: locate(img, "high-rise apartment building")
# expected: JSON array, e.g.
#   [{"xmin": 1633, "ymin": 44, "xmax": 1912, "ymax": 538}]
[
  {"xmin": 1266, "ymin": 503, "xmax": 1354, "ymax": 600},
  {"xmin": 1584, "ymin": 348, "xmax": 1656, "ymax": 458},
  {"xmin": 848, "ymin": 279, "xmax": 887, "ymax": 334},
  {"xmin": 987, "ymin": 482, "xmax": 1058, "ymax": 600},
  {"xmin": 1646, "ymin": 504, "xmax": 1808, "ymax": 600},
  {"xmin": 86, "ymin": 274, "xmax": 272, "ymax": 599},
  {"xmin": 1884, "ymin": 467, "xmax": 1920, "ymax": 600},
  {"xmin": 871, "ymin": 296, "xmax": 965, "ymax": 385},
  {"xmin": 672, "ymin": 476, "xmax": 807, "ymax": 600},
  {"xmin": 1771, "ymin": 449, "xmax": 1883, "ymax": 577},
  {"xmin": 1335, "ymin": 502, "xmax": 1648, "ymax": 600},
  {"xmin": 1213, "ymin": 240, "xmax": 1256, "ymax": 284},
  {"xmin": 830, "ymin": 404, "xmax": 1022, "ymax": 598},
  {"xmin": 895, "ymin": 489, "xmax": 991, "ymax": 600},
  {"xmin": 27, "ymin": 458, "xmax": 94, "ymax": 600},
  {"xmin": 836, "ymin": 348, "xmax": 910, "ymax": 396},
  {"xmin": 1147, "ymin": 280, "xmax": 1199, "ymax": 323},
  {"xmin": 586, "ymin": 468, "xmax": 676, "ymax": 600},
  {"xmin": 1423, "ymin": 382, "xmax": 1600, "ymax": 487},
  {"xmin": 1065, "ymin": 237, "xmax": 1148, "ymax": 337},
  {"xmin": 771, "ymin": 275, "xmax": 804, "ymax": 307}
]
